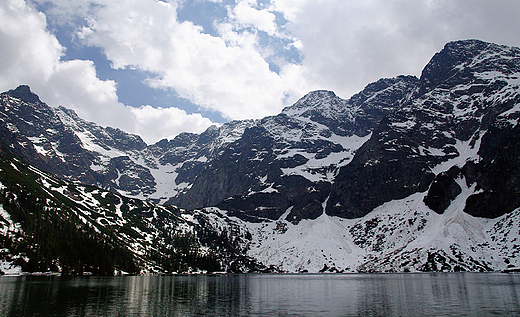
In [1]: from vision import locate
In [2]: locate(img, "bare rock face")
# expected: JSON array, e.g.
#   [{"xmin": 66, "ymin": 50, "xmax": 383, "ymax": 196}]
[
  {"xmin": 423, "ymin": 168, "xmax": 462, "ymax": 214},
  {"xmin": 463, "ymin": 123, "xmax": 520, "ymax": 218}
]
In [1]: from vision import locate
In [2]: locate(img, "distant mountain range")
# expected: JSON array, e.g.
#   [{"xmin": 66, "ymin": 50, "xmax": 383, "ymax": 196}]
[{"xmin": 1, "ymin": 39, "xmax": 520, "ymax": 274}]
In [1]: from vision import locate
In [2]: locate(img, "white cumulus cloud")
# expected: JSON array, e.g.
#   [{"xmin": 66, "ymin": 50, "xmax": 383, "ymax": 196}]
[
  {"xmin": 231, "ymin": 0, "xmax": 279, "ymax": 36},
  {"xmin": 76, "ymin": 0, "xmax": 310, "ymax": 121},
  {"xmin": 275, "ymin": 0, "xmax": 520, "ymax": 98},
  {"xmin": 0, "ymin": 0, "xmax": 214, "ymax": 143},
  {"xmin": 3, "ymin": 0, "xmax": 520, "ymax": 144}
]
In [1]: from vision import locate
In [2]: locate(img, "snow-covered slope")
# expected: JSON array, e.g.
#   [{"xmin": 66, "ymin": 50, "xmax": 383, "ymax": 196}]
[
  {"xmin": 190, "ymin": 182, "xmax": 519, "ymax": 273},
  {"xmin": 0, "ymin": 145, "xmax": 261, "ymax": 275},
  {"xmin": 1, "ymin": 146, "xmax": 518, "ymax": 274}
]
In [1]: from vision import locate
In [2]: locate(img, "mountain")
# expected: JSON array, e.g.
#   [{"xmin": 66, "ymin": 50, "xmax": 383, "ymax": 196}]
[
  {"xmin": 1, "ymin": 39, "xmax": 520, "ymax": 274},
  {"xmin": 0, "ymin": 142, "xmax": 264, "ymax": 275},
  {"xmin": 0, "ymin": 78, "xmax": 419, "ymax": 219},
  {"xmin": 328, "ymin": 39, "xmax": 520, "ymax": 219}
]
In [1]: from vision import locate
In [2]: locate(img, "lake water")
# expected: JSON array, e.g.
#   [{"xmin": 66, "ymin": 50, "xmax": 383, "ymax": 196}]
[{"xmin": 1, "ymin": 273, "xmax": 519, "ymax": 316}]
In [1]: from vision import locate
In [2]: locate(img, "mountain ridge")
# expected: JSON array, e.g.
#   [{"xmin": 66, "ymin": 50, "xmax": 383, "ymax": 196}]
[
  {"xmin": 3, "ymin": 40, "xmax": 520, "ymax": 221},
  {"xmin": 2, "ymin": 39, "xmax": 520, "ymax": 274}
]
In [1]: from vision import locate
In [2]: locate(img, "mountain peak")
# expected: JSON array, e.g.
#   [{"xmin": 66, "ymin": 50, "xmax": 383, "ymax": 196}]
[
  {"xmin": 444, "ymin": 39, "xmax": 490, "ymax": 51},
  {"xmin": 303, "ymin": 90, "xmax": 337, "ymax": 98},
  {"xmin": 286, "ymin": 90, "xmax": 337, "ymax": 107},
  {"xmin": 8, "ymin": 85, "xmax": 41, "ymax": 104},
  {"xmin": 281, "ymin": 90, "xmax": 344, "ymax": 118},
  {"xmin": 419, "ymin": 39, "xmax": 520, "ymax": 94}
]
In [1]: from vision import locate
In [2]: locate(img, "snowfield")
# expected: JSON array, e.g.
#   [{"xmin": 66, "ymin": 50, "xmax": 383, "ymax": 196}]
[{"xmin": 190, "ymin": 181, "xmax": 520, "ymax": 273}]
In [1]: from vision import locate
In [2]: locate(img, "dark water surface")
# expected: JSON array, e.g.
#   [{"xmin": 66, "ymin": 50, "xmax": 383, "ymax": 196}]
[{"xmin": 1, "ymin": 273, "xmax": 519, "ymax": 316}]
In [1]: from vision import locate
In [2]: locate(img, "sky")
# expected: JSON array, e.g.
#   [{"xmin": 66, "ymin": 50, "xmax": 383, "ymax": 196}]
[{"xmin": 2, "ymin": 0, "xmax": 520, "ymax": 144}]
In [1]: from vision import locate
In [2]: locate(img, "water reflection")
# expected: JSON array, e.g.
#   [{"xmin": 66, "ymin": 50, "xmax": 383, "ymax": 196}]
[{"xmin": 0, "ymin": 273, "xmax": 519, "ymax": 316}]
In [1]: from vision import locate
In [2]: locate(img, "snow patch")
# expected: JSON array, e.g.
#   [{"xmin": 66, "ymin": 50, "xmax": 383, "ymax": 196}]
[
  {"xmin": 279, "ymin": 133, "xmax": 371, "ymax": 182},
  {"xmin": 0, "ymin": 260, "xmax": 22, "ymax": 275},
  {"xmin": 431, "ymin": 132, "xmax": 483, "ymax": 174}
]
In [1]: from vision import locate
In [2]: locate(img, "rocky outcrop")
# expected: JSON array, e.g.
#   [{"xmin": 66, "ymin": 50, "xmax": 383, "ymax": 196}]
[{"xmin": 327, "ymin": 40, "xmax": 520, "ymax": 219}]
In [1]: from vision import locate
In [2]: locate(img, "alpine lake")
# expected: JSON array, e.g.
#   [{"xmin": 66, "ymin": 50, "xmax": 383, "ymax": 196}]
[{"xmin": 1, "ymin": 273, "xmax": 519, "ymax": 316}]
